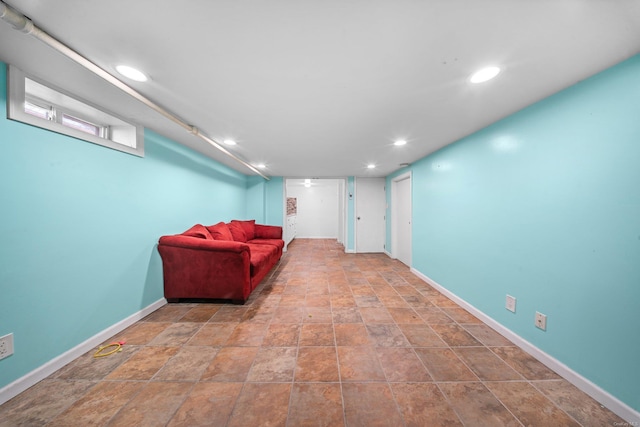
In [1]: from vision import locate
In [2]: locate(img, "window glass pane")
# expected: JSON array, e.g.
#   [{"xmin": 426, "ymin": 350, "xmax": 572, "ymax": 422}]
[
  {"xmin": 24, "ymin": 101, "xmax": 52, "ymax": 120},
  {"xmin": 62, "ymin": 113, "xmax": 101, "ymax": 136}
]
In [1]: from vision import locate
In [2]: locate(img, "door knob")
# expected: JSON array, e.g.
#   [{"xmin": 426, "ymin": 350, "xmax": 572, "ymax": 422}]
[{"xmin": 357, "ymin": 217, "xmax": 361, "ymax": 220}]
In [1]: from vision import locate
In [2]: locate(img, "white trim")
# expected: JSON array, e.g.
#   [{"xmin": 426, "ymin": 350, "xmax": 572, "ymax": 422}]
[
  {"xmin": 384, "ymin": 250, "xmax": 393, "ymax": 258},
  {"xmin": 353, "ymin": 178, "xmax": 358, "ymax": 252},
  {"xmin": 410, "ymin": 268, "xmax": 640, "ymax": 424},
  {"xmin": 0, "ymin": 298, "xmax": 166, "ymax": 406},
  {"xmin": 339, "ymin": 178, "xmax": 347, "ymax": 247},
  {"xmin": 345, "ymin": 249, "xmax": 356, "ymax": 254}
]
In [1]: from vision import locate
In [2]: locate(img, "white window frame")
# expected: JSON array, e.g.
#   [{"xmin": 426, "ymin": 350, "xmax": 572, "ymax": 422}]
[{"xmin": 7, "ymin": 65, "xmax": 143, "ymax": 157}]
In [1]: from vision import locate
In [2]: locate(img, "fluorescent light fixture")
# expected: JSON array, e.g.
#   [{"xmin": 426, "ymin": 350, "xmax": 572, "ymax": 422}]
[
  {"xmin": 394, "ymin": 139, "xmax": 407, "ymax": 146},
  {"xmin": 470, "ymin": 66, "xmax": 500, "ymax": 83},
  {"xmin": 115, "ymin": 65, "xmax": 148, "ymax": 82},
  {"xmin": 367, "ymin": 164, "xmax": 376, "ymax": 169},
  {"xmin": 223, "ymin": 139, "xmax": 237, "ymax": 146}
]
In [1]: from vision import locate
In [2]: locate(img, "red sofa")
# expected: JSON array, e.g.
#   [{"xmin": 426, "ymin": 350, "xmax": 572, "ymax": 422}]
[{"xmin": 158, "ymin": 220, "xmax": 284, "ymax": 304}]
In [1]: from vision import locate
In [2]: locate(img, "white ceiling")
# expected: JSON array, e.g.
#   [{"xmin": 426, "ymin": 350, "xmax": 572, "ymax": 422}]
[{"xmin": 1, "ymin": 1, "xmax": 640, "ymax": 178}]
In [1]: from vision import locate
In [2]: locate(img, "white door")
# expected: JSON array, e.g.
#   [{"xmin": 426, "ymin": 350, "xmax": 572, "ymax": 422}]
[
  {"xmin": 356, "ymin": 177, "xmax": 386, "ymax": 253},
  {"xmin": 393, "ymin": 174, "xmax": 411, "ymax": 266}
]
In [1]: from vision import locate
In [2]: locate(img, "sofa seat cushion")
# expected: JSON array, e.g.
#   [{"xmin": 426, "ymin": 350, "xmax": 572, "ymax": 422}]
[
  {"xmin": 247, "ymin": 244, "xmax": 279, "ymax": 277},
  {"xmin": 248, "ymin": 238, "xmax": 285, "ymax": 252}
]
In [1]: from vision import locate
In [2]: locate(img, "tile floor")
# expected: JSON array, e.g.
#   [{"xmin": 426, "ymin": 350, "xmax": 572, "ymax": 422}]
[{"xmin": 0, "ymin": 239, "xmax": 627, "ymax": 426}]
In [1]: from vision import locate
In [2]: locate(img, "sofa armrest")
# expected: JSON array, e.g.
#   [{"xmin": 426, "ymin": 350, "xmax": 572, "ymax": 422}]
[
  {"xmin": 158, "ymin": 235, "xmax": 249, "ymax": 253},
  {"xmin": 254, "ymin": 224, "xmax": 283, "ymax": 239},
  {"xmin": 157, "ymin": 234, "xmax": 252, "ymax": 302}
]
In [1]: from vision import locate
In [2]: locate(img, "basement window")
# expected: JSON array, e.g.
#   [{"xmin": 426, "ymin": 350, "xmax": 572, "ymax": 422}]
[{"xmin": 7, "ymin": 65, "xmax": 143, "ymax": 156}]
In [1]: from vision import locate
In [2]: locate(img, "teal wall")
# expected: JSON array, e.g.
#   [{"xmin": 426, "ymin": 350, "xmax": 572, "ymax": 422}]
[
  {"xmin": 245, "ymin": 175, "xmax": 284, "ymax": 226},
  {"xmin": 0, "ymin": 62, "xmax": 250, "ymax": 389},
  {"xmin": 393, "ymin": 55, "xmax": 640, "ymax": 411},
  {"xmin": 246, "ymin": 176, "xmax": 266, "ymax": 223},
  {"xmin": 265, "ymin": 176, "xmax": 284, "ymax": 226}
]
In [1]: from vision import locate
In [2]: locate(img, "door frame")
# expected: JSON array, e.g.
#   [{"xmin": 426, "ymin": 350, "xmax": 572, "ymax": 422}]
[
  {"xmin": 336, "ymin": 178, "xmax": 347, "ymax": 247},
  {"xmin": 391, "ymin": 171, "xmax": 412, "ymax": 265}
]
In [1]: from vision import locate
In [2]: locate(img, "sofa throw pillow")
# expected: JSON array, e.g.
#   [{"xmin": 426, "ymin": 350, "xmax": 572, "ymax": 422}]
[
  {"xmin": 228, "ymin": 222, "xmax": 248, "ymax": 242},
  {"xmin": 182, "ymin": 224, "xmax": 213, "ymax": 240},
  {"xmin": 206, "ymin": 222, "xmax": 234, "ymax": 241},
  {"xmin": 231, "ymin": 220, "xmax": 256, "ymax": 240}
]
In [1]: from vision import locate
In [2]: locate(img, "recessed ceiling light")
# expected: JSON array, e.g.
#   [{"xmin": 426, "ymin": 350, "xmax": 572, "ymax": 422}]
[
  {"xmin": 115, "ymin": 65, "xmax": 148, "ymax": 82},
  {"xmin": 223, "ymin": 139, "xmax": 237, "ymax": 146},
  {"xmin": 394, "ymin": 140, "xmax": 407, "ymax": 146},
  {"xmin": 255, "ymin": 163, "xmax": 266, "ymax": 169},
  {"xmin": 304, "ymin": 179, "xmax": 311, "ymax": 184},
  {"xmin": 470, "ymin": 66, "xmax": 500, "ymax": 84},
  {"xmin": 367, "ymin": 164, "xmax": 376, "ymax": 169}
]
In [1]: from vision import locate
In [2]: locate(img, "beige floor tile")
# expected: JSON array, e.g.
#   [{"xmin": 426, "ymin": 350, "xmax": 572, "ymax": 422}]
[
  {"xmin": 288, "ymin": 383, "xmax": 345, "ymax": 427},
  {"xmin": 107, "ymin": 382, "xmax": 192, "ymax": 426},
  {"xmin": 227, "ymin": 383, "xmax": 291, "ymax": 427},
  {"xmin": 485, "ymin": 381, "xmax": 581, "ymax": 427},
  {"xmin": 295, "ymin": 346, "xmax": 340, "ymax": 382},
  {"xmin": 201, "ymin": 346, "xmax": 259, "ymax": 382},
  {"xmin": 168, "ymin": 382, "xmax": 242, "ymax": 427},
  {"xmin": 391, "ymin": 383, "xmax": 463, "ymax": 426},
  {"xmin": 439, "ymin": 382, "xmax": 519, "ymax": 426},
  {"xmin": 343, "ymin": 383, "xmax": 404, "ymax": 427},
  {"xmin": 246, "ymin": 347, "xmax": 297, "ymax": 382}
]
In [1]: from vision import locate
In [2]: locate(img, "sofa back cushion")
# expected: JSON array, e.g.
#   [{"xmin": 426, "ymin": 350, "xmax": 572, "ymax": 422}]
[
  {"xmin": 182, "ymin": 224, "xmax": 213, "ymax": 240},
  {"xmin": 206, "ymin": 222, "xmax": 234, "ymax": 241},
  {"xmin": 228, "ymin": 222, "xmax": 248, "ymax": 242},
  {"xmin": 231, "ymin": 219, "xmax": 256, "ymax": 241}
]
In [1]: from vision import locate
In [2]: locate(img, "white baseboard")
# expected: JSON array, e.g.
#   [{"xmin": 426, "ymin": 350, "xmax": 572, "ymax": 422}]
[
  {"xmin": 384, "ymin": 250, "xmax": 393, "ymax": 258},
  {"xmin": 410, "ymin": 268, "xmax": 640, "ymax": 424},
  {"xmin": 0, "ymin": 298, "xmax": 167, "ymax": 406},
  {"xmin": 345, "ymin": 249, "xmax": 355, "ymax": 254}
]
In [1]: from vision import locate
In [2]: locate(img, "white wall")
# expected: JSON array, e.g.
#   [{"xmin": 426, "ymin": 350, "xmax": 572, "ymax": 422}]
[{"xmin": 286, "ymin": 179, "xmax": 340, "ymax": 238}]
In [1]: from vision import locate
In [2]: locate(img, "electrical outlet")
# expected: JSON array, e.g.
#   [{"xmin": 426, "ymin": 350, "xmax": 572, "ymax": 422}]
[
  {"xmin": 505, "ymin": 295, "xmax": 516, "ymax": 313},
  {"xmin": 535, "ymin": 312, "xmax": 547, "ymax": 331},
  {"xmin": 0, "ymin": 333, "xmax": 14, "ymax": 360}
]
